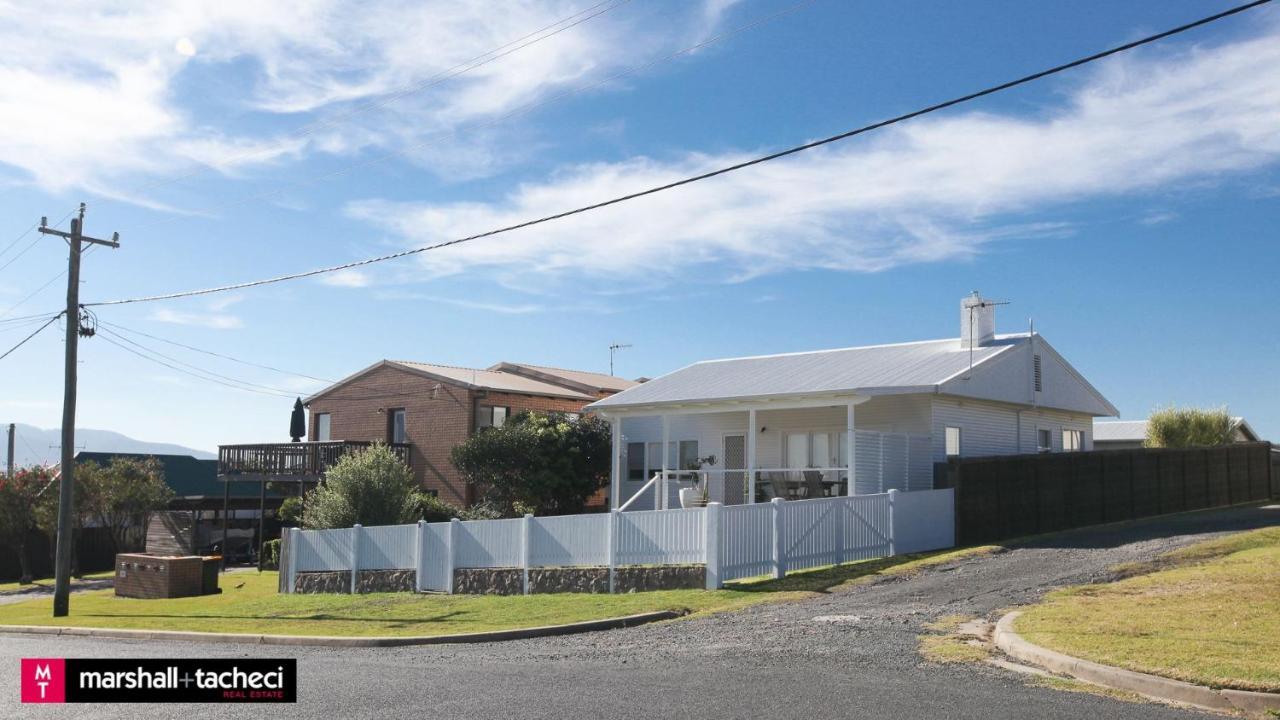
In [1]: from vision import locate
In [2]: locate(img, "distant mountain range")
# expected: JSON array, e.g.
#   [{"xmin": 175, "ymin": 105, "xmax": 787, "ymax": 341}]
[{"xmin": 5, "ymin": 424, "xmax": 214, "ymax": 467}]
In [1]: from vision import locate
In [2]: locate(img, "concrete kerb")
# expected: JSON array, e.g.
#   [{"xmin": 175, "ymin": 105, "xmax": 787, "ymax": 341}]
[
  {"xmin": 994, "ymin": 611, "xmax": 1280, "ymax": 715},
  {"xmin": 0, "ymin": 609, "xmax": 686, "ymax": 648}
]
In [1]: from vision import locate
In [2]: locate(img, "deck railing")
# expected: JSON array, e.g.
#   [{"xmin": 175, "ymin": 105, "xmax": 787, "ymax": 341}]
[{"xmin": 217, "ymin": 441, "xmax": 411, "ymax": 478}]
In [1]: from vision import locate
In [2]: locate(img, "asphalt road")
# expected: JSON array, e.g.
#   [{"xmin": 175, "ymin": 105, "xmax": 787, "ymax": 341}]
[{"xmin": 2, "ymin": 502, "xmax": 1276, "ymax": 720}]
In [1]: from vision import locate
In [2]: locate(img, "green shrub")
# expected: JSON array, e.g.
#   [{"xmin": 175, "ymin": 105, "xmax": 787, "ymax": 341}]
[
  {"xmin": 451, "ymin": 411, "xmax": 611, "ymax": 516},
  {"xmin": 277, "ymin": 496, "xmax": 303, "ymax": 525},
  {"xmin": 417, "ymin": 493, "xmax": 464, "ymax": 523},
  {"xmin": 302, "ymin": 444, "xmax": 421, "ymax": 529},
  {"xmin": 261, "ymin": 539, "xmax": 281, "ymax": 570},
  {"xmin": 1146, "ymin": 406, "xmax": 1238, "ymax": 448}
]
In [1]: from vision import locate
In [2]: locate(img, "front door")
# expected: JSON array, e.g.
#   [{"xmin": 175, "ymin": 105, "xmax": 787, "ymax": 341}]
[{"xmin": 723, "ymin": 434, "xmax": 746, "ymax": 505}]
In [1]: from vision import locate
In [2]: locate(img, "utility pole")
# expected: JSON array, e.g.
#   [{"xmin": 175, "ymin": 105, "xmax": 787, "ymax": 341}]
[
  {"xmin": 608, "ymin": 342, "xmax": 632, "ymax": 376},
  {"xmin": 6, "ymin": 423, "xmax": 13, "ymax": 478},
  {"xmin": 38, "ymin": 203, "xmax": 119, "ymax": 617}
]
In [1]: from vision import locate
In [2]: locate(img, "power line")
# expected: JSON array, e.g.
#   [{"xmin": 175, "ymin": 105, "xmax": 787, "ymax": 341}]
[
  {"xmin": 0, "ymin": 220, "xmax": 40, "ymax": 263},
  {"xmin": 97, "ymin": 319, "xmax": 471, "ymax": 404},
  {"xmin": 130, "ymin": 0, "xmax": 819, "ymax": 231},
  {"xmin": 0, "ymin": 271, "xmax": 66, "ymax": 320},
  {"xmin": 0, "ymin": 209, "xmax": 76, "ymax": 276},
  {"xmin": 86, "ymin": 0, "xmax": 1269, "ymax": 309},
  {"xmin": 95, "ymin": 332, "xmax": 297, "ymax": 399},
  {"xmin": 0, "ymin": 312, "xmax": 62, "ymax": 361},
  {"xmin": 96, "ymin": 326, "xmax": 299, "ymax": 397},
  {"xmin": 88, "ymin": 0, "xmax": 632, "ymax": 211},
  {"xmin": 0, "ymin": 315, "xmax": 60, "ymax": 335},
  {"xmin": 98, "ymin": 319, "xmax": 332, "ymax": 383},
  {"xmin": 0, "ymin": 311, "xmax": 64, "ymax": 326}
]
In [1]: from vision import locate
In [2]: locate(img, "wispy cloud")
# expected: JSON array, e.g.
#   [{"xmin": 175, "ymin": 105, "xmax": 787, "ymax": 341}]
[
  {"xmin": 374, "ymin": 290, "xmax": 545, "ymax": 314},
  {"xmin": 1139, "ymin": 210, "xmax": 1179, "ymax": 226},
  {"xmin": 320, "ymin": 270, "xmax": 373, "ymax": 288},
  {"xmin": 346, "ymin": 27, "xmax": 1280, "ymax": 287},
  {"xmin": 149, "ymin": 296, "xmax": 244, "ymax": 329},
  {"xmin": 0, "ymin": 1, "xmax": 732, "ymax": 203}
]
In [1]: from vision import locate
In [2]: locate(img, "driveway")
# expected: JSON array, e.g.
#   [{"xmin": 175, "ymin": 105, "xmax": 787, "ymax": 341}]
[{"xmin": 1, "ymin": 502, "xmax": 1275, "ymax": 720}]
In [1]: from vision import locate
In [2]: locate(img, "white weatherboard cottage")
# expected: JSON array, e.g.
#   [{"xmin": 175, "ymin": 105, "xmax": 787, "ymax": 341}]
[{"xmin": 589, "ymin": 293, "xmax": 1119, "ymax": 511}]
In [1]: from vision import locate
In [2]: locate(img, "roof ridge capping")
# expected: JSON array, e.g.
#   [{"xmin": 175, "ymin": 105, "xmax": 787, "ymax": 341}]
[{"xmin": 694, "ymin": 332, "xmax": 1032, "ymax": 365}]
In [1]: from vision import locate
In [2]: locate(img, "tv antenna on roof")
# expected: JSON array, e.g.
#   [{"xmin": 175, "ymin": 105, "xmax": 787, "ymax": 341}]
[{"xmin": 608, "ymin": 343, "xmax": 632, "ymax": 376}]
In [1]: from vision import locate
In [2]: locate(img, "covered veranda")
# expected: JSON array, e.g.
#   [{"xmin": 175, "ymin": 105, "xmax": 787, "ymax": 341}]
[{"xmin": 598, "ymin": 394, "xmax": 932, "ymax": 511}]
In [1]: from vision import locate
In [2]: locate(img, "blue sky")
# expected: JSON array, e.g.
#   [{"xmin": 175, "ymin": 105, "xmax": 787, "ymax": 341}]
[{"xmin": 0, "ymin": 0, "xmax": 1277, "ymax": 455}]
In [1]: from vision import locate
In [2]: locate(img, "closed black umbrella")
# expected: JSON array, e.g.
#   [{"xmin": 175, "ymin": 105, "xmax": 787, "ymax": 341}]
[{"xmin": 290, "ymin": 398, "xmax": 306, "ymax": 442}]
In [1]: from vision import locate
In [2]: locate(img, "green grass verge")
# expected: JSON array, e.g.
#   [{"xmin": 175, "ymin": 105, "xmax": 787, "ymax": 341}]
[
  {"xmin": 0, "ymin": 545, "xmax": 996, "ymax": 638},
  {"xmin": 1016, "ymin": 526, "xmax": 1280, "ymax": 693},
  {"xmin": 0, "ymin": 571, "xmax": 114, "ymax": 594}
]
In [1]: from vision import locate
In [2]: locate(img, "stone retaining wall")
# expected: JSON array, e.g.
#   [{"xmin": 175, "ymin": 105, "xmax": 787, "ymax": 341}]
[
  {"xmin": 293, "ymin": 565, "xmax": 705, "ymax": 595},
  {"xmin": 454, "ymin": 565, "xmax": 705, "ymax": 595},
  {"xmin": 294, "ymin": 569, "xmax": 416, "ymax": 594}
]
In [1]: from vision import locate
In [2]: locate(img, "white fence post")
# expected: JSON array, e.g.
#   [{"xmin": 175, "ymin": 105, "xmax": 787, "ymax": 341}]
[
  {"xmin": 887, "ymin": 489, "xmax": 897, "ymax": 556},
  {"xmin": 446, "ymin": 518, "xmax": 458, "ymax": 594},
  {"xmin": 608, "ymin": 509, "xmax": 618, "ymax": 593},
  {"xmin": 522, "ymin": 513, "xmax": 533, "ymax": 595},
  {"xmin": 836, "ymin": 496, "xmax": 847, "ymax": 566},
  {"xmin": 286, "ymin": 527, "xmax": 299, "ymax": 594},
  {"xmin": 350, "ymin": 524, "xmax": 362, "ymax": 594},
  {"xmin": 704, "ymin": 503, "xmax": 722, "ymax": 589},
  {"xmin": 414, "ymin": 519, "xmax": 425, "ymax": 593},
  {"xmin": 771, "ymin": 497, "xmax": 785, "ymax": 579}
]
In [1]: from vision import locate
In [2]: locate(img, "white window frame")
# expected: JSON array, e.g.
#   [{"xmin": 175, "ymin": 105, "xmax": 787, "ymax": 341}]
[
  {"xmin": 678, "ymin": 440, "xmax": 699, "ymax": 470},
  {"xmin": 782, "ymin": 430, "xmax": 842, "ymax": 468},
  {"xmin": 388, "ymin": 408, "xmax": 406, "ymax": 444},
  {"xmin": 476, "ymin": 405, "xmax": 510, "ymax": 431},
  {"xmin": 626, "ymin": 442, "xmax": 646, "ymax": 481},
  {"xmin": 315, "ymin": 412, "xmax": 331, "ymax": 442},
  {"xmin": 944, "ymin": 426, "xmax": 962, "ymax": 458},
  {"xmin": 1062, "ymin": 429, "xmax": 1083, "ymax": 452},
  {"xmin": 1037, "ymin": 428, "xmax": 1053, "ymax": 453}
]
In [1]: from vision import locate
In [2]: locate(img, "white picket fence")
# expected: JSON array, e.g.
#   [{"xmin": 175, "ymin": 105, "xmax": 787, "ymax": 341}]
[{"xmin": 282, "ymin": 488, "xmax": 955, "ymax": 594}]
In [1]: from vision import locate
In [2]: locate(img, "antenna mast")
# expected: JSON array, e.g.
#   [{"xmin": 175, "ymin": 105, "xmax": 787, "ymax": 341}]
[{"xmin": 608, "ymin": 343, "xmax": 632, "ymax": 376}]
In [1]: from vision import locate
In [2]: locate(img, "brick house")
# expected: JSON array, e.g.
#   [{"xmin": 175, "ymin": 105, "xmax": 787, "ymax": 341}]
[{"xmin": 301, "ymin": 360, "xmax": 637, "ymax": 506}]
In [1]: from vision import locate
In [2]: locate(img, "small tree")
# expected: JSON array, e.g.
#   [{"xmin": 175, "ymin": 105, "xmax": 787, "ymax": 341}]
[
  {"xmin": 77, "ymin": 457, "xmax": 174, "ymax": 554},
  {"xmin": 0, "ymin": 466, "xmax": 52, "ymax": 583},
  {"xmin": 34, "ymin": 467, "xmax": 86, "ymax": 576},
  {"xmin": 1145, "ymin": 406, "xmax": 1238, "ymax": 448},
  {"xmin": 451, "ymin": 411, "xmax": 611, "ymax": 516},
  {"xmin": 277, "ymin": 496, "xmax": 303, "ymax": 526},
  {"xmin": 302, "ymin": 444, "xmax": 420, "ymax": 529}
]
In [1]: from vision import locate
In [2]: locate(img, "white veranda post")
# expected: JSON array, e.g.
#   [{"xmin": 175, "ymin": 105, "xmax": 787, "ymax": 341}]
[
  {"xmin": 747, "ymin": 408, "xmax": 758, "ymax": 504},
  {"xmin": 846, "ymin": 401, "xmax": 856, "ymax": 496},
  {"xmin": 610, "ymin": 416, "xmax": 622, "ymax": 510},
  {"xmin": 660, "ymin": 414, "xmax": 670, "ymax": 510}
]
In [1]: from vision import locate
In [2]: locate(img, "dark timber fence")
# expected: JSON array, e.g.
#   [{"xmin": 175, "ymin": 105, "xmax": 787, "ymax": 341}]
[{"xmin": 935, "ymin": 442, "xmax": 1275, "ymax": 546}]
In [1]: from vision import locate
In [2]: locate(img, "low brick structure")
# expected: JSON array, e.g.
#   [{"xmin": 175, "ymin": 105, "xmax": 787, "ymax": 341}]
[{"xmin": 114, "ymin": 554, "xmax": 220, "ymax": 599}]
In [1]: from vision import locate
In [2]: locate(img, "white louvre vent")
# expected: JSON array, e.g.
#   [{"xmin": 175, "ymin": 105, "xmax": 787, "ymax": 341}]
[{"xmin": 1033, "ymin": 354, "xmax": 1043, "ymax": 393}]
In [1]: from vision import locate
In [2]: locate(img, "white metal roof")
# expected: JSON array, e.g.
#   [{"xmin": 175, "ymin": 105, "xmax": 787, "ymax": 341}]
[
  {"xmin": 1092, "ymin": 420, "xmax": 1148, "ymax": 442},
  {"xmin": 1094, "ymin": 417, "xmax": 1260, "ymax": 443},
  {"xmin": 590, "ymin": 334, "xmax": 1030, "ymax": 410}
]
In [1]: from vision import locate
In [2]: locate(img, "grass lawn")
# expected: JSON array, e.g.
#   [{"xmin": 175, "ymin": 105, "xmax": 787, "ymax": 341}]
[
  {"xmin": 0, "ymin": 571, "xmax": 115, "ymax": 594},
  {"xmin": 0, "ymin": 545, "xmax": 996, "ymax": 638},
  {"xmin": 1016, "ymin": 526, "xmax": 1280, "ymax": 693}
]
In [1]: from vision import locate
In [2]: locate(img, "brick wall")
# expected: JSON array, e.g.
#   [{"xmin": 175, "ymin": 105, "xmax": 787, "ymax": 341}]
[{"xmin": 307, "ymin": 365, "xmax": 599, "ymax": 506}]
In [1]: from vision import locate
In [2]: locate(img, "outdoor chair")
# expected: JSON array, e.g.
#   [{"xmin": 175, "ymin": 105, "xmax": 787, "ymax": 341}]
[
  {"xmin": 802, "ymin": 470, "xmax": 826, "ymax": 498},
  {"xmin": 762, "ymin": 472, "xmax": 793, "ymax": 500}
]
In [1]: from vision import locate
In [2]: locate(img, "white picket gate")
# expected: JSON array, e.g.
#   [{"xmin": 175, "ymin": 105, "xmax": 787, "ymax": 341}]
[{"xmin": 282, "ymin": 489, "xmax": 955, "ymax": 594}]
